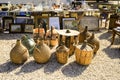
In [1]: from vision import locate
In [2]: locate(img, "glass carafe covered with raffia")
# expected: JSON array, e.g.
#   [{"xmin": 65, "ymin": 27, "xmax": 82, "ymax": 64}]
[{"xmin": 10, "ymin": 40, "xmax": 29, "ymax": 64}]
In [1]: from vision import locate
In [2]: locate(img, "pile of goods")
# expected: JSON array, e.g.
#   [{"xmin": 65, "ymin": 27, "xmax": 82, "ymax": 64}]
[{"xmin": 9, "ymin": 26, "xmax": 100, "ymax": 66}]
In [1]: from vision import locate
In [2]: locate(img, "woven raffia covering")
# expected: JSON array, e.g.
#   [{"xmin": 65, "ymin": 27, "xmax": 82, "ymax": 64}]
[
  {"xmin": 50, "ymin": 39, "xmax": 58, "ymax": 47},
  {"xmin": 33, "ymin": 40, "xmax": 51, "ymax": 63},
  {"xmin": 79, "ymin": 26, "xmax": 91, "ymax": 43},
  {"xmin": 56, "ymin": 45, "xmax": 69, "ymax": 64},
  {"xmin": 87, "ymin": 33, "xmax": 100, "ymax": 54},
  {"xmin": 60, "ymin": 35, "xmax": 75, "ymax": 56},
  {"xmin": 75, "ymin": 42, "xmax": 93, "ymax": 65},
  {"xmin": 10, "ymin": 40, "xmax": 29, "ymax": 64}
]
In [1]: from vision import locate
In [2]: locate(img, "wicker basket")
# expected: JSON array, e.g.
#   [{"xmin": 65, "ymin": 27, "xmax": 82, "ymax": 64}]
[
  {"xmin": 75, "ymin": 42, "xmax": 93, "ymax": 65},
  {"xmin": 56, "ymin": 45, "xmax": 69, "ymax": 64},
  {"xmin": 10, "ymin": 40, "xmax": 29, "ymax": 64}
]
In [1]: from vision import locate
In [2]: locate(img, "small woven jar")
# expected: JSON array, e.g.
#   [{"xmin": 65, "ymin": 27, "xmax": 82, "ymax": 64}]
[
  {"xmin": 56, "ymin": 44, "xmax": 69, "ymax": 64},
  {"xmin": 33, "ymin": 28, "xmax": 45, "ymax": 42},
  {"xmin": 10, "ymin": 40, "xmax": 29, "ymax": 64},
  {"xmin": 79, "ymin": 26, "xmax": 91, "ymax": 43},
  {"xmin": 75, "ymin": 40, "xmax": 93, "ymax": 65},
  {"xmin": 46, "ymin": 26, "xmax": 58, "ymax": 47}
]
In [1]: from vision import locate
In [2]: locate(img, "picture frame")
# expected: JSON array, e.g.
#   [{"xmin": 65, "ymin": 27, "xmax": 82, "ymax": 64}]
[
  {"xmin": 3, "ymin": 16, "xmax": 14, "ymax": 31},
  {"xmin": 0, "ymin": 12, "xmax": 8, "ymax": 17},
  {"xmin": 63, "ymin": 20, "xmax": 79, "ymax": 30},
  {"xmin": 49, "ymin": 17, "xmax": 60, "ymax": 30},
  {"xmin": 62, "ymin": 17, "xmax": 76, "ymax": 29},
  {"xmin": 80, "ymin": 16, "xmax": 99, "ymax": 30},
  {"xmin": 15, "ymin": 16, "xmax": 31, "ymax": 24},
  {"xmin": 35, "ymin": 16, "xmax": 49, "ymax": 33},
  {"xmin": 24, "ymin": 24, "xmax": 34, "ymax": 33},
  {"xmin": 27, "ymin": 18, "xmax": 34, "ymax": 24},
  {"xmin": 9, "ymin": 24, "xmax": 22, "ymax": 33}
]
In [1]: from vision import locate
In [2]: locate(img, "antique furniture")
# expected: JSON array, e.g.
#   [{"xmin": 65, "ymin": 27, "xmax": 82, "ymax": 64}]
[
  {"xmin": 109, "ymin": 14, "xmax": 119, "ymax": 29},
  {"xmin": 57, "ymin": 29, "xmax": 79, "ymax": 56},
  {"xmin": 111, "ymin": 27, "xmax": 120, "ymax": 45}
]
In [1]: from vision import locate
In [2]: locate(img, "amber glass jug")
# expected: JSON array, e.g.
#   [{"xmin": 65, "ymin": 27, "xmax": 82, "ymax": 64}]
[{"xmin": 10, "ymin": 40, "xmax": 29, "ymax": 64}]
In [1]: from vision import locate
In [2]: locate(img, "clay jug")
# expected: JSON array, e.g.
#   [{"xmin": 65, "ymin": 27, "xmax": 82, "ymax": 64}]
[
  {"xmin": 56, "ymin": 44, "xmax": 69, "ymax": 64},
  {"xmin": 21, "ymin": 35, "xmax": 36, "ymax": 55},
  {"xmin": 87, "ymin": 32, "xmax": 100, "ymax": 54},
  {"xmin": 33, "ymin": 40, "xmax": 51, "ymax": 63},
  {"xmin": 75, "ymin": 40, "xmax": 93, "ymax": 65},
  {"xmin": 10, "ymin": 40, "xmax": 29, "ymax": 64},
  {"xmin": 79, "ymin": 26, "xmax": 91, "ymax": 43}
]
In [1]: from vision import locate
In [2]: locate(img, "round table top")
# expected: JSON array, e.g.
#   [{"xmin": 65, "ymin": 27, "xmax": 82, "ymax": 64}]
[{"xmin": 57, "ymin": 29, "xmax": 80, "ymax": 36}]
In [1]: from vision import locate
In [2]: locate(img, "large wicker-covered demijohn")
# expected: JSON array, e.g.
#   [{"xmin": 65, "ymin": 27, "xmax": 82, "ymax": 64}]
[
  {"xmin": 75, "ymin": 40, "xmax": 93, "ymax": 65},
  {"xmin": 56, "ymin": 44, "xmax": 69, "ymax": 64},
  {"xmin": 33, "ymin": 40, "xmax": 51, "ymax": 63},
  {"xmin": 10, "ymin": 40, "xmax": 29, "ymax": 64}
]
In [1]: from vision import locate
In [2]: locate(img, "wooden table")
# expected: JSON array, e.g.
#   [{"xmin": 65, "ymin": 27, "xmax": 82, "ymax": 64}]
[
  {"xmin": 111, "ymin": 27, "xmax": 120, "ymax": 45},
  {"xmin": 57, "ymin": 29, "xmax": 79, "ymax": 56}
]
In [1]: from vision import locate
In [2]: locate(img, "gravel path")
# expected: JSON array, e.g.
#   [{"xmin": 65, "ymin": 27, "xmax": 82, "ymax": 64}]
[{"xmin": 0, "ymin": 30, "xmax": 120, "ymax": 80}]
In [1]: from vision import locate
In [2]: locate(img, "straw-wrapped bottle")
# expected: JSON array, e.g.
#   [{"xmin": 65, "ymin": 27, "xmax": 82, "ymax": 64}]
[
  {"xmin": 33, "ymin": 40, "xmax": 51, "ymax": 63},
  {"xmin": 10, "ymin": 40, "xmax": 29, "ymax": 64}
]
